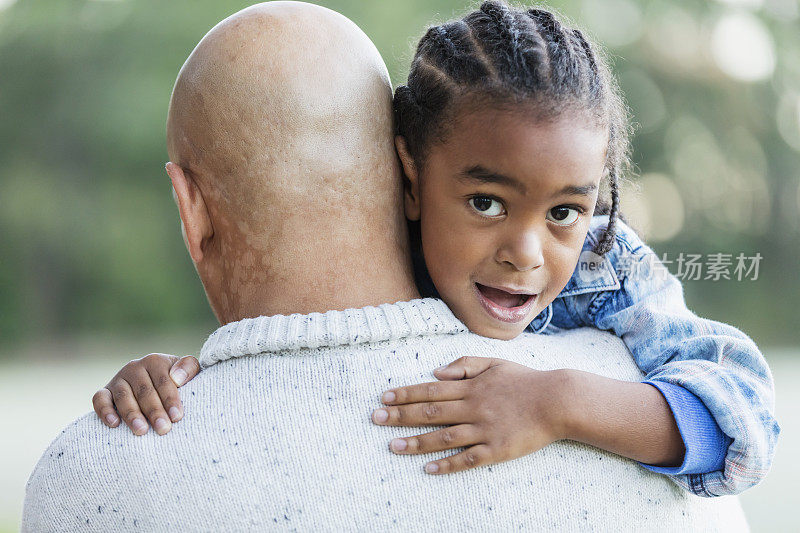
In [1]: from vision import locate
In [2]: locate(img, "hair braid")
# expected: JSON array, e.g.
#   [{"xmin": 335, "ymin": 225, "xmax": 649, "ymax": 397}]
[
  {"xmin": 570, "ymin": 29, "xmax": 598, "ymax": 77},
  {"xmin": 434, "ymin": 22, "xmax": 494, "ymax": 84},
  {"xmin": 592, "ymin": 168, "xmax": 620, "ymax": 255},
  {"xmin": 430, "ymin": 26, "xmax": 458, "ymax": 57},
  {"xmin": 527, "ymin": 9, "xmax": 582, "ymax": 92},
  {"xmin": 479, "ymin": 1, "xmax": 528, "ymax": 83}
]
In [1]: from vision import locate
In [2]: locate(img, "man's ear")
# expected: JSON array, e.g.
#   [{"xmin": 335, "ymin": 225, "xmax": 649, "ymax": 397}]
[
  {"xmin": 395, "ymin": 135, "xmax": 421, "ymax": 221},
  {"xmin": 165, "ymin": 162, "xmax": 213, "ymax": 264}
]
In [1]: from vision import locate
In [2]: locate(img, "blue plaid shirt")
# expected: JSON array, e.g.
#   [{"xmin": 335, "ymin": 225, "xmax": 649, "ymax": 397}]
[{"xmin": 526, "ymin": 215, "xmax": 779, "ymax": 497}]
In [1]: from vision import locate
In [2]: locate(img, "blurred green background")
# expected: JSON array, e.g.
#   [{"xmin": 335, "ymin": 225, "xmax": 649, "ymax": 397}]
[
  {"xmin": 1, "ymin": 0, "xmax": 799, "ymax": 350},
  {"xmin": 1, "ymin": 0, "xmax": 798, "ymax": 530}
]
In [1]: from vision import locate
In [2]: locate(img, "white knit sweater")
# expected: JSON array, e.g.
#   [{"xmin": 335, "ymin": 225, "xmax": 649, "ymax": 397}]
[{"xmin": 22, "ymin": 299, "xmax": 748, "ymax": 532}]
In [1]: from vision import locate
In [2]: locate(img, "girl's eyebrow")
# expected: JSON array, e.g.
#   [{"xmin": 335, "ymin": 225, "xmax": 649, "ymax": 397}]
[
  {"xmin": 554, "ymin": 183, "xmax": 597, "ymax": 197},
  {"xmin": 457, "ymin": 165, "xmax": 597, "ymax": 198},
  {"xmin": 457, "ymin": 165, "xmax": 526, "ymax": 193}
]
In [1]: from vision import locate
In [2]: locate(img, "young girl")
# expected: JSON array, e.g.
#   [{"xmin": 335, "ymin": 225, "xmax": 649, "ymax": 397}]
[{"xmin": 92, "ymin": 1, "xmax": 778, "ymax": 497}]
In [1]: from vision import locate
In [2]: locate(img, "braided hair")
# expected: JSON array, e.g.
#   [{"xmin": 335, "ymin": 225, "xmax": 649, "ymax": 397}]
[{"xmin": 394, "ymin": 0, "xmax": 633, "ymax": 255}]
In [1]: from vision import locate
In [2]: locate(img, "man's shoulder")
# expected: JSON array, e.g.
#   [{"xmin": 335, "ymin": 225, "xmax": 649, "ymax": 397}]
[
  {"xmin": 26, "ymin": 410, "xmax": 107, "ymax": 483},
  {"xmin": 22, "ymin": 377, "xmax": 229, "ymax": 531},
  {"xmin": 22, "ymin": 364, "xmax": 261, "ymax": 531},
  {"xmin": 22, "ymin": 411, "xmax": 116, "ymax": 531},
  {"xmin": 512, "ymin": 326, "xmax": 642, "ymax": 381},
  {"xmin": 21, "ymin": 374, "xmax": 224, "ymax": 533}
]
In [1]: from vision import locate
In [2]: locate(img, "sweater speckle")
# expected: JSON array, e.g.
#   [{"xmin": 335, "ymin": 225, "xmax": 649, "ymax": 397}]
[{"xmin": 23, "ymin": 299, "xmax": 747, "ymax": 531}]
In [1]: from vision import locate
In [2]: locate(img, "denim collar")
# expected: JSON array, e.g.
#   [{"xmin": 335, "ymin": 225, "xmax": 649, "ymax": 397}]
[
  {"xmin": 528, "ymin": 304, "xmax": 553, "ymax": 333},
  {"xmin": 558, "ymin": 227, "xmax": 621, "ymax": 297},
  {"xmin": 529, "ymin": 230, "xmax": 621, "ymax": 333}
]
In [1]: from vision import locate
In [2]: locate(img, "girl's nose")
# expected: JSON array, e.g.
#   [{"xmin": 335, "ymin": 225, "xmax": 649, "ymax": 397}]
[{"xmin": 495, "ymin": 228, "xmax": 545, "ymax": 271}]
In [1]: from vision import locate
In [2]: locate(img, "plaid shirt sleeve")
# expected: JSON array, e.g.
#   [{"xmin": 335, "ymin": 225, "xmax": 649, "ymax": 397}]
[{"xmin": 563, "ymin": 218, "xmax": 780, "ymax": 497}]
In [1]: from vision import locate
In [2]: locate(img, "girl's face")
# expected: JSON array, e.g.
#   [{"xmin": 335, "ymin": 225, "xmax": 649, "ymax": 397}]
[{"xmin": 397, "ymin": 108, "xmax": 608, "ymax": 340}]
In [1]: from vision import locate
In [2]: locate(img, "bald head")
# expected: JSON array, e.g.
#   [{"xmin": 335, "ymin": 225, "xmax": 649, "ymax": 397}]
[{"xmin": 166, "ymin": 2, "xmax": 417, "ymax": 323}]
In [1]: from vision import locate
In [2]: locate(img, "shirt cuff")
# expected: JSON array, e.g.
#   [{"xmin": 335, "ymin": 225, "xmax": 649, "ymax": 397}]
[{"xmin": 638, "ymin": 381, "xmax": 730, "ymax": 475}]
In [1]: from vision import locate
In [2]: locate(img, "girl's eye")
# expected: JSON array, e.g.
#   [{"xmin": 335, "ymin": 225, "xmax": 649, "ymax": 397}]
[
  {"xmin": 469, "ymin": 196, "xmax": 505, "ymax": 217},
  {"xmin": 546, "ymin": 206, "xmax": 581, "ymax": 226}
]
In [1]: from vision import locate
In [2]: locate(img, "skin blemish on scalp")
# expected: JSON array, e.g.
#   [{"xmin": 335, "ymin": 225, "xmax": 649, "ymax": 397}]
[
  {"xmin": 165, "ymin": 0, "xmax": 417, "ymax": 325},
  {"xmin": 208, "ymin": 207, "xmax": 287, "ymax": 321}
]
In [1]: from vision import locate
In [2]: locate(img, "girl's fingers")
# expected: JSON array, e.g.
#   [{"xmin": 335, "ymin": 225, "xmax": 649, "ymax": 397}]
[
  {"xmin": 389, "ymin": 423, "xmax": 479, "ymax": 455},
  {"xmin": 148, "ymin": 366, "xmax": 184, "ymax": 423},
  {"xmin": 127, "ymin": 368, "xmax": 173, "ymax": 436},
  {"xmin": 423, "ymin": 443, "xmax": 494, "ymax": 475},
  {"xmin": 107, "ymin": 379, "xmax": 150, "ymax": 436},
  {"xmin": 433, "ymin": 356, "xmax": 498, "ymax": 380},
  {"xmin": 169, "ymin": 355, "xmax": 200, "ymax": 387},
  {"xmin": 92, "ymin": 388, "xmax": 120, "ymax": 427},
  {"xmin": 381, "ymin": 380, "xmax": 467, "ymax": 405},
  {"xmin": 371, "ymin": 399, "xmax": 467, "ymax": 427}
]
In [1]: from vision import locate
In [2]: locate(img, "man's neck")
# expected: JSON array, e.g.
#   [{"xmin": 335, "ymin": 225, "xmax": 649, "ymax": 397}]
[{"xmin": 205, "ymin": 251, "xmax": 421, "ymax": 325}]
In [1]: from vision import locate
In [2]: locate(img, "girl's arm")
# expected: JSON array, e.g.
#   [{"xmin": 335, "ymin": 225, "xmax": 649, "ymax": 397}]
[
  {"xmin": 556, "ymin": 370, "xmax": 686, "ymax": 467},
  {"xmin": 563, "ymin": 217, "xmax": 779, "ymax": 496},
  {"xmin": 92, "ymin": 353, "xmax": 201, "ymax": 435},
  {"xmin": 372, "ymin": 357, "xmax": 686, "ymax": 474}
]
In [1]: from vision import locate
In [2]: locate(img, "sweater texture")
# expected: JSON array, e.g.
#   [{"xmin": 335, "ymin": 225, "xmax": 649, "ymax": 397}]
[{"xmin": 22, "ymin": 299, "xmax": 748, "ymax": 532}]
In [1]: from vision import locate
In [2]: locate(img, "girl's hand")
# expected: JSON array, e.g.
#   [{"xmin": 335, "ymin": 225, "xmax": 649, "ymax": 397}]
[
  {"xmin": 371, "ymin": 356, "xmax": 570, "ymax": 474},
  {"xmin": 92, "ymin": 354, "xmax": 200, "ymax": 436}
]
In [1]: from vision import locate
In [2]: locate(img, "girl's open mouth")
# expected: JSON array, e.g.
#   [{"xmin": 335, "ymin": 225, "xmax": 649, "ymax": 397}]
[{"xmin": 474, "ymin": 283, "xmax": 537, "ymax": 323}]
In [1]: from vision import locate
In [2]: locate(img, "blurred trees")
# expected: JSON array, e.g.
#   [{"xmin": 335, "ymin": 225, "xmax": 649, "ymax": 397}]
[{"xmin": 1, "ymin": 0, "xmax": 798, "ymax": 349}]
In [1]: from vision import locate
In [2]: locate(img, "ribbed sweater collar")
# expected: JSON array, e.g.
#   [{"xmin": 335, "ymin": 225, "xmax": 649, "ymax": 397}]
[{"xmin": 198, "ymin": 298, "xmax": 466, "ymax": 368}]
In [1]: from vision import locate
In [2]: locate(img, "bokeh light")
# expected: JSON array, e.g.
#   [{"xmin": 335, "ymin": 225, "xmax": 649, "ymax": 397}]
[
  {"xmin": 666, "ymin": 116, "xmax": 726, "ymax": 205},
  {"xmin": 776, "ymin": 91, "xmax": 800, "ymax": 152},
  {"xmin": 714, "ymin": 0, "xmax": 764, "ymax": 9},
  {"xmin": 620, "ymin": 173, "xmax": 685, "ymax": 243},
  {"xmin": 580, "ymin": 0, "xmax": 643, "ymax": 48},
  {"xmin": 643, "ymin": 4, "xmax": 703, "ymax": 72},
  {"xmin": 664, "ymin": 116, "xmax": 772, "ymax": 236},
  {"xmin": 620, "ymin": 68, "xmax": 667, "ymax": 133},
  {"xmin": 764, "ymin": 0, "xmax": 799, "ymax": 19},
  {"xmin": 780, "ymin": 177, "xmax": 800, "ymax": 231},
  {"xmin": 711, "ymin": 11, "xmax": 776, "ymax": 82},
  {"xmin": 797, "ymin": 177, "xmax": 800, "ymax": 212}
]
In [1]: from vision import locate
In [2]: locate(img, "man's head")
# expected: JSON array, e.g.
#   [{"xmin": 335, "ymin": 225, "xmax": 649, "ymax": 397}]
[{"xmin": 165, "ymin": 1, "xmax": 418, "ymax": 324}]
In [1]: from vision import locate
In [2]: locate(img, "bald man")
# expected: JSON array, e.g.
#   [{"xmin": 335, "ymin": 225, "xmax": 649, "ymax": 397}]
[{"xmin": 22, "ymin": 2, "xmax": 748, "ymax": 531}]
